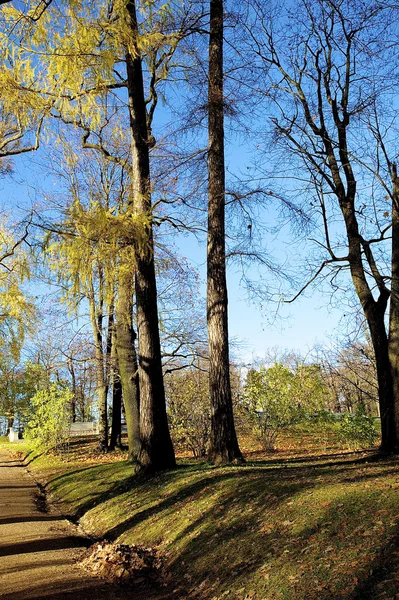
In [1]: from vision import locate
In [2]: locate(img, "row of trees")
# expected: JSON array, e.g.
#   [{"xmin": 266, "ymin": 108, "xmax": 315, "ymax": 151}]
[
  {"xmin": 6, "ymin": 342, "xmax": 377, "ymax": 455},
  {"xmin": 0, "ymin": 0, "xmax": 399, "ymax": 467},
  {"xmin": 0, "ymin": 0, "xmax": 242, "ymax": 471}
]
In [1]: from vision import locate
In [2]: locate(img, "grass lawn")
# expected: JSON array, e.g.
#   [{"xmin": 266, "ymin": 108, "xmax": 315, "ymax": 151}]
[{"xmin": 3, "ymin": 434, "xmax": 399, "ymax": 599}]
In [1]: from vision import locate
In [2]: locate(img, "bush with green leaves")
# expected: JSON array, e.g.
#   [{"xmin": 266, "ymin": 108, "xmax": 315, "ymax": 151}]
[
  {"xmin": 24, "ymin": 383, "xmax": 73, "ymax": 451},
  {"xmin": 166, "ymin": 369, "xmax": 210, "ymax": 458},
  {"xmin": 242, "ymin": 363, "xmax": 327, "ymax": 451},
  {"xmin": 337, "ymin": 411, "xmax": 378, "ymax": 450},
  {"xmin": 301, "ymin": 410, "xmax": 379, "ymax": 451}
]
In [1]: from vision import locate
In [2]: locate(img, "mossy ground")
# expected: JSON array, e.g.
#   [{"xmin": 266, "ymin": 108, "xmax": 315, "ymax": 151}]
[{"xmin": 4, "ymin": 432, "xmax": 399, "ymax": 599}]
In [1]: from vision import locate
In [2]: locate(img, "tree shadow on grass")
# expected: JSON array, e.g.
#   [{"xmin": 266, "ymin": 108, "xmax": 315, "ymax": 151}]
[
  {"xmin": 166, "ymin": 481, "xmax": 399, "ymax": 599},
  {"xmin": 47, "ymin": 464, "xmax": 143, "ymax": 521},
  {"xmin": 350, "ymin": 525, "xmax": 399, "ymax": 599},
  {"xmin": 43, "ymin": 452, "xmax": 399, "ymax": 529},
  {"xmin": 101, "ymin": 469, "xmax": 294, "ymax": 541},
  {"xmin": 248, "ymin": 450, "xmax": 394, "ymax": 472},
  {"xmin": 93, "ymin": 454, "xmax": 399, "ymax": 542},
  {"xmin": 93, "ymin": 454, "xmax": 399, "ymax": 600},
  {"xmin": 245, "ymin": 448, "xmax": 370, "ymax": 465},
  {"xmin": 46, "ymin": 461, "xmax": 215, "ymax": 524}
]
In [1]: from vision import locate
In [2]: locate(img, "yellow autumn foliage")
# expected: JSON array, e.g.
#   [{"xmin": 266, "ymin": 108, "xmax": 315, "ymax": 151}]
[
  {"xmin": 0, "ymin": 219, "xmax": 36, "ymax": 359},
  {"xmin": 0, "ymin": 0, "xmax": 186, "ymax": 135}
]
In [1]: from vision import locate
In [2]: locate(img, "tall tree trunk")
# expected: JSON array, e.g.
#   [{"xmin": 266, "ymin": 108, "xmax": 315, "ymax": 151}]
[
  {"xmin": 206, "ymin": 0, "xmax": 243, "ymax": 465},
  {"xmin": 114, "ymin": 272, "xmax": 140, "ymax": 461},
  {"xmin": 88, "ymin": 275, "xmax": 108, "ymax": 452},
  {"xmin": 68, "ymin": 358, "xmax": 77, "ymax": 423},
  {"xmin": 125, "ymin": 0, "xmax": 175, "ymax": 472},
  {"xmin": 109, "ymin": 370, "xmax": 123, "ymax": 451},
  {"xmin": 368, "ymin": 310, "xmax": 397, "ymax": 452},
  {"xmin": 342, "ymin": 203, "xmax": 397, "ymax": 452},
  {"xmin": 388, "ymin": 164, "xmax": 399, "ymax": 451},
  {"xmin": 92, "ymin": 327, "xmax": 108, "ymax": 450}
]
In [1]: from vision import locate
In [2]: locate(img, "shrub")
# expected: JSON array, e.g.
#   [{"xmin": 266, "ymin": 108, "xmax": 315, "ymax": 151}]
[
  {"xmin": 337, "ymin": 411, "xmax": 378, "ymax": 450},
  {"xmin": 242, "ymin": 364, "xmax": 327, "ymax": 452},
  {"xmin": 166, "ymin": 370, "xmax": 210, "ymax": 458},
  {"xmin": 24, "ymin": 383, "xmax": 73, "ymax": 452}
]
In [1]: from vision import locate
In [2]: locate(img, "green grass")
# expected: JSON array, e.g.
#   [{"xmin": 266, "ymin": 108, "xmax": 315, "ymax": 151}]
[{"xmin": 18, "ymin": 441, "xmax": 399, "ymax": 600}]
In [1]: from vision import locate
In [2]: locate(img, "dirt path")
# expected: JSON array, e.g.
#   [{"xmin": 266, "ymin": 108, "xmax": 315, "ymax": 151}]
[{"xmin": 0, "ymin": 449, "xmax": 147, "ymax": 600}]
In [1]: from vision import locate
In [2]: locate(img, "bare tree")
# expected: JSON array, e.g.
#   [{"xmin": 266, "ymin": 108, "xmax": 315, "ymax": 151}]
[
  {"xmin": 248, "ymin": 0, "xmax": 399, "ymax": 451},
  {"xmin": 206, "ymin": 0, "xmax": 244, "ymax": 464}
]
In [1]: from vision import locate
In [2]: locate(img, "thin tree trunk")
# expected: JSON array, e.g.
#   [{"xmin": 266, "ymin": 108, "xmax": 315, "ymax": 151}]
[
  {"xmin": 206, "ymin": 0, "xmax": 243, "ymax": 465},
  {"xmin": 68, "ymin": 358, "xmax": 77, "ymax": 423},
  {"xmin": 88, "ymin": 278, "xmax": 108, "ymax": 452},
  {"xmin": 125, "ymin": 0, "xmax": 175, "ymax": 472},
  {"xmin": 114, "ymin": 272, "xmax": 140, "ymax": 461}
]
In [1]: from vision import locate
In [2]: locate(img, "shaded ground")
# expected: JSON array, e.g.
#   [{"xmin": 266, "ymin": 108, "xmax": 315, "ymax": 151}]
[
  {"xmin": 39, "ymin": 447, "xmax": 399, "ymax": 600},
  {"xmin": 6, "ymin": 436, "xmax": 399, "ymax": 600},
  {"xmin": 0, "ymin": 449, "xmax": 166, "ymax": 600}
]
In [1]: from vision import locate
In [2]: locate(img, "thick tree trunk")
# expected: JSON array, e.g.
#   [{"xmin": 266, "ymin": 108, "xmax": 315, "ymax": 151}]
[
  {"xmin": 343, "ymin": 202, "xmax": 398, "ymax": 452},
  {"xmin": 368, "ymin": 311, "xmax": 397, "ymax": 452},
  {"xmin": 125, "ymin": 0, "xmax": 175, "ymax": 472},
  {"xmin": 206, "ymin": 0, "xmax": 243, "ymax": 465},
  {"xmin": 114, "ymin": 273, "xmax": 140, "ymax": 461},
  {"xmin": 109, "ymin": 372, "xmax": 122, "ymax": 451},
  {"xmin": 388, "ymin": 165, "xmax": 399, "ymax": 451}
]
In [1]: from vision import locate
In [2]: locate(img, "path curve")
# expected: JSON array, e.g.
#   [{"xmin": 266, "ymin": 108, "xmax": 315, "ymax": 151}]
[{"xmin": 0, "ymin": 449, "xmax": 143, "ymax": 599}]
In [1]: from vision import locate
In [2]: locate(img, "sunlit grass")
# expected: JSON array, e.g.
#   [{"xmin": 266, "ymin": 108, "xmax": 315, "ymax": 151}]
[{"xmin": 18, "ymin": 436, "xmax": 399, "ymax": 600}]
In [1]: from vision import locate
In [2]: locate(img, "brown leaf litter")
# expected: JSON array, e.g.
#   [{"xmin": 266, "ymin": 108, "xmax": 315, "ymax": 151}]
[{"xmin": 79, "ymin": 540, "xmax": 163, "ymax": 584}]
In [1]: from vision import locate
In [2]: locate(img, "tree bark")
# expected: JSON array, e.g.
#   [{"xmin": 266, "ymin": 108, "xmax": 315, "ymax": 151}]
[
  {"xmin": 109, "ymin": 370, "xmax": 122, "ymax": 451},
  {"xmin": 388, "ymin": 164, "xmax": 399, "ymax": 451},
  {"xmin": 68, "ymin": 358, "xmax": 77, "ymax": 423},
  {"xmin": 125, "ymin": 0, "xmax": 175, "ymax": 472},
  {"xmin": 114, "ymin": 272, "xmax": 140, "ymax": 461},
  {"xmin": 206, "ymin": 0, "xmax": 244, "ymax": 465},
  {"xmin": 88, "ymin": 270, "xmax": 108, "ymax": 452},
  {"xmin": 341, "ymin": 203, "xmax": 397, "ymax": 451},
  {"xmin": 368, "ymin": 310, "xmax": 397, "ymax": 451}
]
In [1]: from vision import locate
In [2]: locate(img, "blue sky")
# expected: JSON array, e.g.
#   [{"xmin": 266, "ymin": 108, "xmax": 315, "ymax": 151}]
[
  {"xmin": 0, "ymin": 144, "xmax": 348, "ymax": 366},
  {"xmin": 171, "ymin": 225, "xmax": 345, "ymax": 363}
]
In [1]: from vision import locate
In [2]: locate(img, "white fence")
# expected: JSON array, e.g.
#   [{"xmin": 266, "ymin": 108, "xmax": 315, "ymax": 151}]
[{"xmin": 69, "ymin": 422, "xmax": 99, "ymax": 437}]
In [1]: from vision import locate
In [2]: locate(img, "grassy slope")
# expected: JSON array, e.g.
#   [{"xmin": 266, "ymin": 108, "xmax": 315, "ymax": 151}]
[{"xmin": 5, "ymin": 437, "xmax": 399, "ymax": 600}]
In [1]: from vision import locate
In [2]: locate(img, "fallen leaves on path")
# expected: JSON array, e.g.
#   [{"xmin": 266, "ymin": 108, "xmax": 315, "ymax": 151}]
[{"xmin": 79, "ymin": 540, "xmax": 163, "ymax": 584}]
